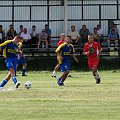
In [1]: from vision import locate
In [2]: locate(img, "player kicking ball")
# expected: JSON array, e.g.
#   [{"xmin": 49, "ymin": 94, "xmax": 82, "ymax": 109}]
[
  {"xmin": 0, "ymin": 35, "xmax": 21, "ymax": 89},
  {"xmin": 55, "ymin": 35, "xmax": 78, "ymax": 86},
  {"xmin": 83, "ymin": 34, "xmax": 102, "ymax": 84}
]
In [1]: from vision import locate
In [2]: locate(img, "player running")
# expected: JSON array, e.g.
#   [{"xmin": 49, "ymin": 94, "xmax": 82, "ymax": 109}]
[
  {"xmin": 83, "ymin": 34, "xmax": 102, "ymax": 84},
  {"xmin": 52, "ymin": 33, "xmax": 65, "ymax": 77},
  {"xmin": 0, "ymin": 35, "xmax": 21, "ymax": 89},
  {"xmin": 16, "ymin": 38, "xmax": 27, "ymax": 76},
  {"xmin": 56, "ymin": 35, "xmax": 78, "ymax": 86}
]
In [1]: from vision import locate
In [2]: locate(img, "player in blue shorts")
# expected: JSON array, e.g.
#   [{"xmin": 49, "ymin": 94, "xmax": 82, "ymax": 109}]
[
  {"xmin": 16, "ymin": 38, "xmax": 27, "ymax": 76},
  {"xmin": 55, "ymin": 35, "xmax": 78, "ymax": 86},
  {"xmin": 0, "ymin": 35, "xmax": 21, "ymax": 89}
]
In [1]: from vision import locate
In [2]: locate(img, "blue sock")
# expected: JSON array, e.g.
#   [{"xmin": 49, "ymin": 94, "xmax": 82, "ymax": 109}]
[
  {"xmin": 57, "ymin": 77, "xmax": 62, "ymax": 82},
  {"xmin": 12, "ymin": 76, "xmax": 17, "ymax": 84},
  {"xmin": 22, "ymin": 68, "xmax": 26, "ymax": 75},
  {"xmin": 0, "ymin": 79, "xmax": 8, "ymax": 87}
]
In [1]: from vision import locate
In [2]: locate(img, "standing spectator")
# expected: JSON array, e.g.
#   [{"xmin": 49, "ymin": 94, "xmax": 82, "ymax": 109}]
[
  {"xmin": 108, "ymin": 28, "xmax": 118, "ymax": 50},
  {"xmin": 18, "ymin": 25, "xmax": 24, "ymax": 35},
  {"xmin": 30, "ymin": 25, "xmax": 39, "ymax": 46},
  {"xmin": 68, "ymin": 25, "xmax": 80, "ymax": 47},
  {"xmin": 43, "ymin": 24, "xmax": 51, "ymax": 48},
  {"xmin": 97, "ymin": 24, "xmax": 104, "ymax": 43},
  {"xmin": 79, "ymin": 25, "xmax": 90, "ymax": 44},
  {"xmin": 37, "ymin": 29, "xmax": 48, "ymax": 48},
  {"xmin": 83, "ymin": 34, "xmax": 102, "ymax": 84},
  {"xmin": 0, "ymin": 25, "xmax": 5, "ymax": 43},
  {"xmin": 21, "ymin": 28, "xmax": 31, "ymax": 47},
  {"xmin": 6, "ymin": 24, "xmax": 17, "ymax": 40}
]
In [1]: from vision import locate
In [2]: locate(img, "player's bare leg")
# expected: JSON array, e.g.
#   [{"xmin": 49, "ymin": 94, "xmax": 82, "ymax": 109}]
[
  {"xmin": 52, "ymin": 64, "xmax": 60, "ymax": 77},
  {"xmin": 92, "ymin": 67, "xmax": 100, "ymax": 84},
  {"xmin": 57, "ymin": 70, "xmax": 70, "ymax": 86}
]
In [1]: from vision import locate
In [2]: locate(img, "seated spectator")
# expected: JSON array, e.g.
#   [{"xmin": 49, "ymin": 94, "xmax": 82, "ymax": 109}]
[
  {"xmin": 18, "ymin": 25, "xmax": 24, "ymax": 35},
  {"xmin": 93, "ymin": 27, "xmax": 101, "ymax": 43},
  {"xmin": 68, "ymin": 25, "xmax": 80, "ymax": 47},
  {"xmin": 112, "ymin": 24, "xmax": 119, "ymax": 41},
  {"xmin": 6, "ymin": 24, "xmax": 17, "ymax": 40},
  {"xmin": 42, "ymin": 24, "xmax": 51, "ymax": 48},
  {"xmin": 21, "ymin": 28, "xmax": 31, "ymax": 47},
  {"xmin": 79, "ymin": 25, "xmax": 90, "ymax": 44},
  {"xmin": 97, "ymin": 24, "xmax": 104, "ymax": 43},
  {"xmin": 30, "ymin": 25, "xmax": 39, "ymax": 46},
  {"xmin": 37, "ymin": 29, "xmax": 48, "ymax": 49},
  {"xmin": 108, "ymin": 28, "xmax": 118, "ymax": 50},
  {"xmin": 0, "ymin": 25, "xmax": 5, "ymax": 43}
]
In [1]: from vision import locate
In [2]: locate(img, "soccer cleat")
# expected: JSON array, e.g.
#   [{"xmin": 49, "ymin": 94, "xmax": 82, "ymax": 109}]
[
  {"xmin": 96, "ymin": 78, "xmax": 101, "ymax": 84},
  {"xmin": 52, "ymin": 74, "xmax": 56, "ymax": 78},
  {"xmin": 0, "ymin": 87, "xmax": 3, "ymax": 90},
  {"xmin": 22, "ymin": 74, "xmax": 27, "ymax": 76},
  {"xmin": 57, "ymin": 78, "xmax": 64, "ymax": 86},
  {"xmin": 15, "ymin": 82, "xmax": 20, "ymax": 88}
]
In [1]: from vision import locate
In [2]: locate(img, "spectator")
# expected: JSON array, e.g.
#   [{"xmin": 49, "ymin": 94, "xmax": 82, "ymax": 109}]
[
  {"xmin": 79, "ymin": 25, "xmax": 90, "ymax": 44},
  {"xmin": 37, "ymin": 29, "xmax": 48, "ymax": 49},
  {"xmin": 30, "ymin": 25, "xmax": 39, "ymax": 46},
  {"xmin": 0, "ymin": 25, "xmax": 5, "ymax": 43},
  {"xmin": 43, "ymin": 24, "xmax": 51, "ymax": 47},
  {"xmin": 93, "ymin": 27, "xmax": 101, "ymax": 43},
  {"xmin": 112, "ymin": 24, "xmax": 119, "ymax": 41},
  {"xmin": 21, "ymin": 28, "xmax": 31, "ymax": 47},
  {"xmin": 108, "ymin": 28, "xmax": 118, "ymax": 50},
  {"xmin": 97, "ymin": 24, "xmax": 104, "ymax": 43},
  {"xmin": 6, "ymin": 24, "xmax": 17, "ymax": 40},
  {"xmin": 18, "ymin": 25, "xmax": 24, "ymax": 35},
  {"xmin": 68, "ymin": 25, "xmax": 80, "ymax": 47}
]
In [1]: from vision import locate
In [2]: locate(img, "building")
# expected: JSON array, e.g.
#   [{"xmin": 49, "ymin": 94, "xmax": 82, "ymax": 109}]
[{"xmin": 0, "ymin": 0, "xmax": 120, "ymax": 39}]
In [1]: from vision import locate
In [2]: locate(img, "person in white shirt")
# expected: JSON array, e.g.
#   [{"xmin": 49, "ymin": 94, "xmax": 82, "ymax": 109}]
[
  {"xmin": 97, "ymin": 24, "xmax": 104, "ymax": 43},
  {"xmin": 30, "ymin": 25, "xmax": 39, "ymax": 47},
  {"xmin": 21, "ymin": 28, "xmax": 31, "ymax": 47},
  {"xmin": 68, "ymin": 25, "xmax": 80, "ymax": 47}
]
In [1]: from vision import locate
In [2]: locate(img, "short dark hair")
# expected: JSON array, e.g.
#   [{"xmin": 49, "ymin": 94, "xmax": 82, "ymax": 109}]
[
  {"xmin": 0, "ymin": 25, "xmax": 3, "ymax": 28},
  {"xmin": 20, "ymin": 25, "xmax": 23, "ymax": 28},
  {"xmin": 45, "ymin": 24, "xmax": 48, "ymax": 27},
  {"xmin": 67, "ymin": 35, "xmax": 71, "ymax": 39}
]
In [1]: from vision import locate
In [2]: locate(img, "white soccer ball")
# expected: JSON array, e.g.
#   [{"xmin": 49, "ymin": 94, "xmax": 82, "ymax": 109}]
[{"xmin": 24, "ymin": 81, "xmax": 32, "ymax": 89}]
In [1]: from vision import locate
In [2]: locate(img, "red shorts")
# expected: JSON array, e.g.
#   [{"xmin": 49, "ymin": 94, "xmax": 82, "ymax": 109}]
[{"xmin": 88, "ymin": 58, "xmax": 99, "ymax": 69}]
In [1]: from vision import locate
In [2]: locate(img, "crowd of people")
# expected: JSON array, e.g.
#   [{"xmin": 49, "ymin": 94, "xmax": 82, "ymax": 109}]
[
  {"xmin": 0, "ymin": 24, "xmax": 51, "ymax": 49},
  {"xmin": 0, "ymin": 23, "xmax": 119, "ymax": 50}
]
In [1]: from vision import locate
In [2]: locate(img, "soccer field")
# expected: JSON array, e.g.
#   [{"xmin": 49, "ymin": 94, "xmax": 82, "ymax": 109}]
[{"xmin": 0, "ymin": 70, "xmax": 120, "ymax": 120}]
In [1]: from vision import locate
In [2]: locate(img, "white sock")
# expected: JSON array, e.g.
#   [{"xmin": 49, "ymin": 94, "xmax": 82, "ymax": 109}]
[{"xmin": 52, "ymin": 71, "xmax": 56, "ymax": 75}]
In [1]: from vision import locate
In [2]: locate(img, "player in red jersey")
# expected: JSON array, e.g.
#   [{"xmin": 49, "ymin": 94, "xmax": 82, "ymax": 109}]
[
  {"xmin": 52, "ymin": 33, "xmax": 65, "ymax": 77},
  {"xmin": 83, "ymin": 34, "xmax": 102, "ymax": 84}
]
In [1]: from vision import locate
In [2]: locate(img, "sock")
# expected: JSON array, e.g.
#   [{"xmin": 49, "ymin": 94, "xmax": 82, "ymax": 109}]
[
  {"xmin": 15, "ymin": 70, "xmax": 16, "ymax": 76},
  {"xmin": 22, "ymin": 68, "xmax": 26, "ymax": 75},
  {"xmin": 95, "ymin": 71, "xmax": 100, "ymax": 78},
  {"xmin": 52, "ymin": 70, "xmax": 56, "ymax": 75},
  {"xmin": 0, "ymin": 79, "xmax": 8, "ymax": 87},
  {"xmin": 12, "ymin": 76, "xmax": 17, "ymax": 85}
]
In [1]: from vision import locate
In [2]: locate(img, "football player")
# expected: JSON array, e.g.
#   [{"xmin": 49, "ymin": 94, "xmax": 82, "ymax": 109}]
[{"xmin": 83, "ymin": 34, "xmax": 102, "ymax": 84}]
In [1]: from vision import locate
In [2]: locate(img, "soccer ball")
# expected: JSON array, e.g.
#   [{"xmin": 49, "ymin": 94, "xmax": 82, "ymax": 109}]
[{"xmin": 24, "ymin": 81, "xmax": 32, "ymax": 89}]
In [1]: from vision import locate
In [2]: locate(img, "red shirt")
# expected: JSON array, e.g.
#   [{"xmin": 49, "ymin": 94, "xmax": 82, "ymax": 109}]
[
  {"xmin": 84, "ymin": 42, "xmax": 102, "ymax": 59},
  {"xmin": 58, "ymin": 39, "xmax": 64, "ymax": 46}
]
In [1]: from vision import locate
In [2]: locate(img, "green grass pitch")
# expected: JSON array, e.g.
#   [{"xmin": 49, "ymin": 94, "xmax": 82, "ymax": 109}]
[{"xmin": 0, "ymin": 70, "xmax": 120, "ymax": 120}]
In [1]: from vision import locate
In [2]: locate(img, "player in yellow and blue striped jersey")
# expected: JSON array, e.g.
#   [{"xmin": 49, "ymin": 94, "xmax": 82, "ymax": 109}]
[
  {"xmin": 55, "ymin": 35, "xmax": 78, "ymax": 86},
  {"xmin": 0, "ymin": 35, "xmax": 21, "ymax": 89}
]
